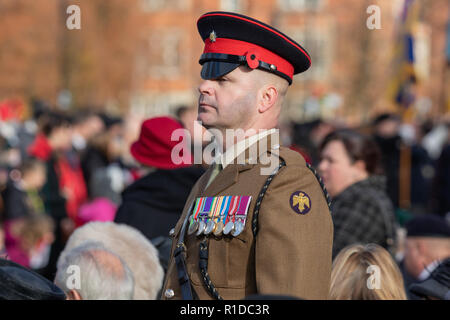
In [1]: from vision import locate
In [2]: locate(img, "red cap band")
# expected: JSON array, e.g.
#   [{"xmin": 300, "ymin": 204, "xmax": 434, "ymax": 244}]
[{"xmin": 203, "ymin": 38, "xmax": 294, "ymax": 80}]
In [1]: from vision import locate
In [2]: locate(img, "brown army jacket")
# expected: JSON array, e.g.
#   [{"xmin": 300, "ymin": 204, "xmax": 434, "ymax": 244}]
[{"xmin": 161, "ymin": 133, "xmax": 333, "ymax": 300}]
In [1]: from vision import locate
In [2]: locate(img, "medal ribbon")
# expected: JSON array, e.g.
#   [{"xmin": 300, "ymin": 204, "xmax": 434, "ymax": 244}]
[
  {"xmin": 235, "ymin": 196, "xmax": 252, "ymax": 225},
  {"xmin": 212, "ymin": 196, "xmax": 226, "ymax": 223},
  {"xmin": 200, "ymin": 197, "xmax": 214, "ymax": 223},
  {"xmin": 208, "ymin": 196, "xmax": 220, "ymax": 224},
  {"xmin": 219, "ymin": 196, "xmax": 231, "ymax": 223},
  {"xmin": 190, "ymin": 197, "xmax": 204, "ymax": 225}
]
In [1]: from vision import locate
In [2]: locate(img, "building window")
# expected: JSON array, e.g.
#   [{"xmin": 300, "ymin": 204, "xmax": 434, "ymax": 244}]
[
  {"xmin": 278, "ymin": 0, "xmax": 323, "ymax": 12},
  {"xmin": 220, "ymin": 0, "xmax": 244, "ymax": 12},
  {"xmin": 284, "ymin": 26, "xmax": 332, "ymax": 81},
  {"xmin": 140, "ymin": 0, "xmax": 189, "ymax": 11},
  {"xmin": 146, "ymin": 28, "xmax": 182, "ymax": 79}
]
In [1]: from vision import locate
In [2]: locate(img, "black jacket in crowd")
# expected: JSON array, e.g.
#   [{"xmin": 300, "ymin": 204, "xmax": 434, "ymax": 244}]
[
  {"xmin": 1, "ymin": 181, "xmax": 30, "ymax": 221},
  {"xmin": 114, "ymin": 165, "xmax": 205, "ymax": 272},
  {"xmin": 114, "ymin": 165, "xmax": 205, "ymax": 240}
]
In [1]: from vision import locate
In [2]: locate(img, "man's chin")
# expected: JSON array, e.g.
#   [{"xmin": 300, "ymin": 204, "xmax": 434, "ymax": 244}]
[{"xmin": 197, "ymin": 113, "xmax": 216, "ymax": 129}]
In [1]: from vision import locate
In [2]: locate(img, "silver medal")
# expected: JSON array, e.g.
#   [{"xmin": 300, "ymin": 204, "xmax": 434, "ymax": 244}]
[
  {"xmin": 196, "ymin": 220, "xmax": 206, "ymax": 236},
  {"xmin": 231, "ymin": 220, "xmax": 244, "ymax": 237},
  {"xmin": 187, "ymin": 219, "xmax": 198, "ymax": 235},
  {"xmin": 204, "ymin": 220, "xmax": 216, "ymax": 235},
  {"xmin": 223, "ymin": 221, "xmax": 235, "ymax": 235}
]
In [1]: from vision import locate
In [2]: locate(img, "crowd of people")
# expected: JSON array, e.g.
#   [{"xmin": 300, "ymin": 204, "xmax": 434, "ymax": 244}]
[{"xmin": 0, "ymin": 97, "xmax": 449, "ymax": 300}]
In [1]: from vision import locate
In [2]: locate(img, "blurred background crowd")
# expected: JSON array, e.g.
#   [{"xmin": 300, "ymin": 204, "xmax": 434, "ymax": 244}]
[{"xmin": 0, "ymin": 0, "xmax": 449, "ymax": 300}]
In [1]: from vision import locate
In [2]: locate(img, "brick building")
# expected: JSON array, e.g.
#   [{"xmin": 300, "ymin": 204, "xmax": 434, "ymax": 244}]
[
  {"xmin": 132, "ymin": 0, "xmax": 450, "ymax": 124},
  {"xmin": 0, "ymin": 0, "xmax": 448, "ymax": 123}
]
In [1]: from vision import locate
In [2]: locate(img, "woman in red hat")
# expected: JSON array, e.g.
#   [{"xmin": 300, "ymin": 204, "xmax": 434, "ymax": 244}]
[{"xmin": 114, "ymin": 116, "xmax": 205, "ymax": 272}]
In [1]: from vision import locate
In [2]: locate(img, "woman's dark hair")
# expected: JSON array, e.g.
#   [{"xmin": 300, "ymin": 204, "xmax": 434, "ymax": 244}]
[
  {"xmin": 39, "ymin": 112, "xmax": 72, "ymax": 137},
  {"xmin": 320, "ymin": 129, "xmax": 383, "ymax": 175}
]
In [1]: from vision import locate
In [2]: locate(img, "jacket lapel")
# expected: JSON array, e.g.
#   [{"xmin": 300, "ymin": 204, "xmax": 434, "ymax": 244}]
[{"xmin": 203, "ymin": 164, "xmax": 239, "ymax": 196}]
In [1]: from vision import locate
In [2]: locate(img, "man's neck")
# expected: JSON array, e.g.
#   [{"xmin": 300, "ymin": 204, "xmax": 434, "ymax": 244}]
[
  {"xmin": 212, "ymin": 126, "xmax": 275, "ymax": 152},
  {"xmin": 210, "ymin": 128, "xmax": 277, "ymax": 168}
]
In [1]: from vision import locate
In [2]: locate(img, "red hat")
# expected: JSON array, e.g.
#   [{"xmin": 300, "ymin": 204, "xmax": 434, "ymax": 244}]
[{"xmin": 130, "ymin": 117, "xmax": 192, "ymax": 169}]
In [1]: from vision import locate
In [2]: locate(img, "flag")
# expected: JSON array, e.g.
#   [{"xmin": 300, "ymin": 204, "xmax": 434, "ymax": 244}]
[{"xmin": 387, "ymin": 0, "xmax": 420, "ymax": 110}]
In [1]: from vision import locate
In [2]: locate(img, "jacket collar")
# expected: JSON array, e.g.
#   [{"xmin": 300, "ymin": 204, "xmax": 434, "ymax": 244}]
[{"xmin": 201, "ymin": 129, "xmax": 280, "ymax": 196}]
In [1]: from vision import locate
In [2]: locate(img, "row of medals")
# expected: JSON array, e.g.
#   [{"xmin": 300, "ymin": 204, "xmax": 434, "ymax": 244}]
[{"xmin": 187, "ymin": 213, "xmax": 245, "ymax": 238}]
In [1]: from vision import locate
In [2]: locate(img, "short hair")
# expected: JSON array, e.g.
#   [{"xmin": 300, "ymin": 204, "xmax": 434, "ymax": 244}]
[
  {"xmin": 55, "ymin": 241, "xmax": 134, "ymax": 300},
  {"xmin": 18, "ymin": 215, "xmax": 54, "ymax": 251},
  {"xmin": 40, "ymin": 112, "xmax": 71, "ymax": 137},
  {"xmin": 320, "ymin": 129, "xmax": 383, "ymax": 175},
  {"xmin": 19, "ymin": 157, "xmax": 45, "ymax": 176},
  {"xmin": 71, "ymin": 110, "xmax": 101, "ymax": 126},
  {"xmin": 57, "ymin": 222, "xmax": 164, "ymax": 299},
  {"xmin": 329, "ymin": 243, "xmax": 407, "ymax": 300}
]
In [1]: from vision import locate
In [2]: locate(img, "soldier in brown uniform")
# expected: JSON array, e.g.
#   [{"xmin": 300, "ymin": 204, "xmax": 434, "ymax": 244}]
[{"xmin": 161, "ymin": 11, "xmax": 333, "ymax": 300}]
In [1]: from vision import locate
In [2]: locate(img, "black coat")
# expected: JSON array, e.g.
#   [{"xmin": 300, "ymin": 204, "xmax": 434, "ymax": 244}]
[
  {"xmin": 80, "ymin": 146, "xmax": 109, "ymax": 198},
  {"xmin": 432, "ymin": 144, "xmax": 450, "ymax": 215},
  {"xmin": 398, "ymin": 259, "xmax": 423, "ymax": 300},
  {"xmin": 114, "ymin": 166, "xmax": 205, "ymax": 240},
  {"xmin": 1, "ymin": 181, "xmax": 29, "ymax": 221}
]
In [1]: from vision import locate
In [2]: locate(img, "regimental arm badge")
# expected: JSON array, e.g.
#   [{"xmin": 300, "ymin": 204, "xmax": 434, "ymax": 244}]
[{"xmin": 290, "ymin": 191, "xmax": 311, "ymax": 215}]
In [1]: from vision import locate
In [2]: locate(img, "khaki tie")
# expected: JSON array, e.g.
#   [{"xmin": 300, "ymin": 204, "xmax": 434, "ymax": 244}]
[{"xmin": 205, "ymin": 162, "xmax": 222, "ymax": 189}]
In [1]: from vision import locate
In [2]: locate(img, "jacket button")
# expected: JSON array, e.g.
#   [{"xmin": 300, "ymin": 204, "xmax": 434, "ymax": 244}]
[
  {"xmin": 165, "ymin": 289, "xmax": 175, "ymax": 299},
  {"xmin": 169, "ymin": 228, "xmax": 175, "ymax": 237}
]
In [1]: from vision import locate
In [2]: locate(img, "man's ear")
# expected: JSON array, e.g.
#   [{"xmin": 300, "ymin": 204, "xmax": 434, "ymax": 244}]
[
  {"xmin": 353, "ymin": 160, "xmax": 367, "ymax": 173},
  {"xmin": 66, "ymin": 289, "xmax": 83, "ymax": 300},
  {"xmin": 257, "ymin": 85, "xmax": 278, "ymax": 113}
]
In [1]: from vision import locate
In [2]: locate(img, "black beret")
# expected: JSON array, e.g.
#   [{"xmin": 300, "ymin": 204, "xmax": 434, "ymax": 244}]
[
  {"xmin": 0, "ymin": 258, "xmax": 66, "ymax": 300},
  {"xmin": 197, "ymin": 11, "xmax": 311, "ymax": 85},
  {"xmin": 406, "ymin": 214, "xmax": 450, "ymax": 238},
  {"xmin": 409, "ymin": 258, "xmax": 450, "ymax": 300}
]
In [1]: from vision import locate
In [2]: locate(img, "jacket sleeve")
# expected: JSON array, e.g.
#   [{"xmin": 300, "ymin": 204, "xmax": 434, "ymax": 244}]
[{"xmin": 255, "ymin": 164, "xmax": 333, "ymax": 299}]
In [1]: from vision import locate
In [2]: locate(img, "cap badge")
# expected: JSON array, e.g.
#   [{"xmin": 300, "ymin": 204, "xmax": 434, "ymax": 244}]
[
  {"xmin": 290, "ymin": 191, "xmax": 311, "ymax": 215},
  {"xmin": 209, "ymin": 30, "xmax": 217, "ymax": 42}
]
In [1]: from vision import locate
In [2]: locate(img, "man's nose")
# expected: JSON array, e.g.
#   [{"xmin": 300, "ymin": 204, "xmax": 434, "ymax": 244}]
[{"xmin": 198, "ymin": 79, "xmax": 214, "ymax": 96}]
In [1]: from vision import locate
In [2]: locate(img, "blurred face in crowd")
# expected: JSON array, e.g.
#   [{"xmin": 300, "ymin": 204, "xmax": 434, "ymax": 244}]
[
  {"xmin": 318, "ymin": 140, "xmax": 368, "ymax": 197},
  {"xmin": 197, "ymin": 66, "xmax": 259, "ymax": 131},
  {"xmin": 22, "ymin": 164, "xmax": 46, "ymax": 190},
  {"xmin": 375, "ymin": 119, "xmax": 400, "ymax": 138},
  {"xmin": 49, "ymin": 125, "xmax": 73, "ymax": 151},
  {"xmin": 403, "ymin": 238, "xmax": 425, "ymax": 279},
  {"xmin": 180, "ymin": 108, "xmax": 207, "ymax": 147},
  {"xmin": 310, "ymin": 122, "xmax": 334, "ymax": 147},
  {"xmin": 404, "ymin": 237, "xmax": 450, "ymax": 279},
  {"xmin": 80, "ymin": 115, "xmax": 104, "ymax": 141},
  {"xmin": 107, "ymin": 125, "xmax": 125, "ymax": 160}
]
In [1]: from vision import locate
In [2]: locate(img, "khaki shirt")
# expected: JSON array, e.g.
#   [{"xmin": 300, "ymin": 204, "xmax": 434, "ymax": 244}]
[{"xmin": 161, "ymin": 131, "xmax": 333, "ymax": 300}]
